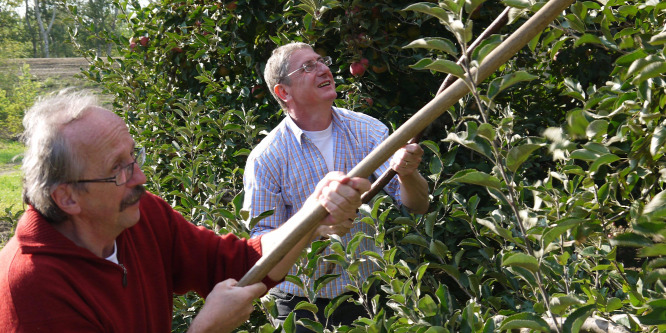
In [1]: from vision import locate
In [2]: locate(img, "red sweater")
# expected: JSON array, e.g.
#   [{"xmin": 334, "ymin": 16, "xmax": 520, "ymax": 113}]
[{"xmin": 0, "ymin": 192, "xmax": 278, "ymax": 332}]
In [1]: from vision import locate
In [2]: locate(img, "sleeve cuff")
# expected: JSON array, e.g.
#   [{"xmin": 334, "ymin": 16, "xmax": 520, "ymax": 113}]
[{"xmin": 247, "ymin": 235, "xmax": 284, "ymax": 290}]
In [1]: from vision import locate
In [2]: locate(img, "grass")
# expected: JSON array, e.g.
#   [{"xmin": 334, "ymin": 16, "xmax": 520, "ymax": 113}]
[{"xmin": 0, "ymin": 140, "xmax": 24, "ymax": 212}]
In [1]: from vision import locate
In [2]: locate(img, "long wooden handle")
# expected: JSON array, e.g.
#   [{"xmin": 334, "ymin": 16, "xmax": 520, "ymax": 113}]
[
  {"xmin": 238, "ymin": 0, "xmax": 574, "ymax": 287},
  {"xmin": 360, "ymin": 7, "xmax": 511, "ymax": 204}
]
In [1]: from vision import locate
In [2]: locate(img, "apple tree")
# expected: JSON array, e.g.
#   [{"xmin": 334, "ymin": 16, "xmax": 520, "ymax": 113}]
[{"xmin": 67, "ymin": 0, "xmax": 666, "ymax": 332}]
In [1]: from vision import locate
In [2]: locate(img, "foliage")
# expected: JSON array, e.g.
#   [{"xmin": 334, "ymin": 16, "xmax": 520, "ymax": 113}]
[
  {"xmin": 0, "ymin": 171, "xmax": 22, "ymax": 212},
  {"xmin": 0, "ymin": 139, "xmax": 24, "ymax": 246},
  {"xmin": 0, "ymin": 64, "xmax": 41, "ymax": 140},
  {"xmin": 5, "ymin": 0, "xmax": 660, "ymax": 332},
  {"xmin": 0, "ymin": 4, "xmax": 32, "ymax": 58}
]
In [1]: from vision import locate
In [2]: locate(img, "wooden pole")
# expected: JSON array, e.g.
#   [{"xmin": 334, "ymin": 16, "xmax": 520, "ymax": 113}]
[
  {"xmin": 238, "ymin": 0, "xmax": 574, "ymax": 287},
  {"xmin": 360, "ymin": 6, "xmax": 511, "ymax": 204}
]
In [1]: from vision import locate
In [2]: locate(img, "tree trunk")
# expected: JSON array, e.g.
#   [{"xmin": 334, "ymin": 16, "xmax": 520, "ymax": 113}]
[
  {"xmin": 34, "ymin": 0, "xmax": 56, "ymax": 57},
  {"xmin": 24, "ymin": 0, "xmax": 38, "ymax": 57},
  {"xmin": 106, "ymin": 6, "xmax": 118, "ymax": 56}
]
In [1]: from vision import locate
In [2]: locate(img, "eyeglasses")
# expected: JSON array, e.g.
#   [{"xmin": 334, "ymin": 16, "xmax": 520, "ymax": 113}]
[
  {"xmin": 285, "ymin": 56, "xmax": 332, "ymax": 77},
  {"xmin": 73, "ymin": 147, "xmax": 145, "ymax": 186}
]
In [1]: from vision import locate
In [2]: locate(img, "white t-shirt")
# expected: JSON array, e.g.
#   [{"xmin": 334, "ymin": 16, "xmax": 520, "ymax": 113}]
[
  {"xmin": 105, "ymin": 241, "xmax": 118, "ymax": 264},
  {"xmin": 302, "ymin": 122, "xmax": 334, "ymax": 172}
]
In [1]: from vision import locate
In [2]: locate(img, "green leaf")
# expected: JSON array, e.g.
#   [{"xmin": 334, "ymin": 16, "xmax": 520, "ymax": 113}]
[
  {"xmin": 499, "ymin": 313, "xmax": 551, "ymax": 332},
  {"xmin": 506, "ymin": 143, "xmax": 543, "ymax": 173},
  {"xmin": 401, "ymin": 234, "xmax": 429, "ymax": 248},
  {"xmin": 570, "ymin": 149, "xmax": 600, "ymax": 161},
  {"xmin": 567, "ymin": 109, "xmax": 590, "ymax": 138},
  {"xmin": 645, "ymin": 269, "xmax": 666, "ymax": 284},
  {"xmin": 502, "ymin": 0, "xmax": 531, "ymax": 9},
  {"xmin": 643, "ymin": 190, "xmax": 666, "ymax": 218},
  {"xmin": 294, "ymin": 301, "xmax": 319, "ymax": 314},
  {"xmin": 563, "ymin": 304, "xmax": 596, "ymax": 333},
  {"xmin": 403, "ymin": 3, "xmax": 452, "ymax": 23},
  {"xmin": 324, "ymin": 294, "xmax": 353, "ymax": 319},
  {"xmin": 640, "ymin": 244, "xmax": 666, "ymax": 257},
  {"xmin": 284, "ymin": 275, "xmax": 305, "ymax": 290},
  {"xmin": 649, "ymin": 30, "xmax": 666, "ymax": 45},
  {"xmin": 409, "ymin": 58, "xmax": 434, "ymax": 70},
  {"xmin": 565, "ymin": 13, "xmax": 586, "ymax": 33},
  {"xmin": 430, "ymin": 239, "xmax": 449, "ymax": 258},
  {"xmin": 651, "ymin": 124, "xmax": 666, "ymax": 157},
  {"xmin": 550, "ymin": 295, "xmax": 584, "ymax": 315},
  {"xmin": 403, "ymin": 38, "xmax": 458, "ymax": 56},
  {"xmin": 446, "ymin": 169, "xmax": 502, "ymax": 189},
  {"xmin": 610, "ymin": 232, "xmax": 654, "ymax": 248},
  {"xmin": 314, "ymin": 274, "xmax": 340, "ymax": 294},
  {"xmin": 477, "ymin": 218, "xmax": 516, "ymax": 243},
  {"xmin": 424, "ymin": 326, "xmax": 448, "ymax": 333},
  {"xmin": 450, "ymin": 19, "xmax": 473, "ymax": 44},
  {"xmin": 489, "ymin": 71, "xmax": 538, "ymax": 100},
  {"xmin": 586, "ymin": 120, "xmax": 608, "ymax": 140},
  {"xmin": 615, "ymin": 48, "xmax": 647, "ymax": 66},
  {"xmin": 298, "ymin": 318, "xmax": 324, "ymax": 332},
  {"xmin": 424, "ymin": 59, "xmax": 466, "ymax": 78},
  {"xmin": 633, "ymin": 60, "xmax": 666, "ymax": 85},
  {"xmin": 477, "ymin": 123, "xmax": 496, "ymax": 142},
  {"xmin": 502, "ymin": 252, "xmax": 539, "ymax": 273},
  {"xmin": 574, "ymin": 33, "xmax": 603, "ymax": 47},
  {"xmin": 636, "ymin": 299, "xmax": 666, "ymax": 325},
  {"xmin": 418, "ymin": 294, "xmax": 438, "ymax": 317},
  {"xmin": 589, "ymin": 154, "xmax": 620, "ymax": 174},
  {"xmin": 445, "ymin": 132, "xmax": 493, "ymax": 159},
  {"xmin": 606, "ymin": 297, "xmax": 623, "ymax": 312},
  {"xmin": 542, "ymin": 218, "xmax": 585, "ymax": 249}
]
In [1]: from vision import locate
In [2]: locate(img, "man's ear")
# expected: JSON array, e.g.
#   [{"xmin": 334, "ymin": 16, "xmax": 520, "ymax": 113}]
[
  {"xmin": 51, "ymin": 184, "xmax": 81, "ymax": 216},
  {"xmin": 274, "ymin": 84, "xmax": 290, "ymax": 103}
]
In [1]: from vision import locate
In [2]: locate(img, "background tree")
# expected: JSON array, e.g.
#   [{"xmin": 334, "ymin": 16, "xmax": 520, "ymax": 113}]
[
  {"xmin": 33, "ymin": 0, "xmax": 57, "ymax": 57},
  {"xmin": 0, "ymin": 0, "xmax": 32, "ymax": 57}
]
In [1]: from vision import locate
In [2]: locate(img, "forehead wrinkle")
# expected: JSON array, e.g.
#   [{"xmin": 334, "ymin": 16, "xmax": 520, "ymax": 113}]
[{"xmin": 65, "ymin": 108, "xmax": 133, "ymax": 173}]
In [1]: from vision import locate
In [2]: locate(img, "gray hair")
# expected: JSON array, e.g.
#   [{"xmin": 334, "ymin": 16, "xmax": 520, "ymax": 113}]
[
  {"xmin": 21, "ymin": 89, "xmax": 98, "ymax": 223},
  {"xmin": 264, "ymin": 42, "xmax": 313, "ymax": 109}
]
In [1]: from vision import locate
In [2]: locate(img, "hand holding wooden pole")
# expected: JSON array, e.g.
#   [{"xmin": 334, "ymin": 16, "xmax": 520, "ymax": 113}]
[{"xmin": 238, "ymin": 0, "xmax": 575, "ymax": 287}]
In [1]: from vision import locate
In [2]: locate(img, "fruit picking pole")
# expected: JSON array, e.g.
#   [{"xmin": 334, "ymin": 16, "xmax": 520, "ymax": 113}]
[
  {"xmin": 238, "ymin": 0, "xmax": 574, "ymax": 287},
  {"xmin": 360, "ymin": 6, "xmax": 511, "ymax": 204}
]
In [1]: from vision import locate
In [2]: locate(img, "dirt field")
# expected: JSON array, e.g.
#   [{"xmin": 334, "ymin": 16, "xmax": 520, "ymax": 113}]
[{"xmin": 2, "ymin": 57, "xmax": 93, "ymax": 79}]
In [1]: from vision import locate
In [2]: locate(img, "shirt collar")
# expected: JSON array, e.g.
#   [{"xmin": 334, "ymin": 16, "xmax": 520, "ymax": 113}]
[{"xmin": 284, "ymin": 107, "xmax": 340, "ymax": 145}]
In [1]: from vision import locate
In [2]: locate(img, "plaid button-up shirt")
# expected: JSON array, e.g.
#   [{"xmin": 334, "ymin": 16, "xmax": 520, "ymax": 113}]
[{"xmin": 243, "ymin": 107, "xmax": 401, "ymax": 298}]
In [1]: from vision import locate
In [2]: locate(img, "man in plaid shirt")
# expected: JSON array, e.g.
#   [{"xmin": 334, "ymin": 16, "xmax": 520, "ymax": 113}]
[{"xmin": 243, "ymin": 42, "xmax": 429, "ymax": 330}]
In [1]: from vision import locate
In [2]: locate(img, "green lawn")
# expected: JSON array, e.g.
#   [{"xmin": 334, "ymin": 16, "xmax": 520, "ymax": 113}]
[{"xmin": 0, "ymin": 140, "xmax": 24, "ymax": 212}]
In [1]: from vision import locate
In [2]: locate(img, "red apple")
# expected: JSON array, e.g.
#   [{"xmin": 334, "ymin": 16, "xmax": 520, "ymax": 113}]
[
  {"xmin": 251, "ymin": 85, "xmax": 265, "ymax": 99},
  {"xmin": 364, "ymin": 97, "xmax": 374, "ymax": 107},
  {"xmin": 350, "ymin": 62, "xmax": 366, "ymax": 77},
  {"xmin": 129, "ymin": 38, "xmax": 137, "ymax": 51},
  {"xmin": 361, "ymin": 58, "xmax": 369, "ymax": 67},
  {"xmin": 226, "ymin": 1, "xmax": 237, "ymax": 10},
  {"xmin": 139, "ymin": 36, "xmax": 149, "ymax": 47}
]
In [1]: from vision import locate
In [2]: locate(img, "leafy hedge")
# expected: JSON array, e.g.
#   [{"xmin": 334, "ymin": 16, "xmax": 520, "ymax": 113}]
[{"xmin": 3, "ymin": 0, "xmax": 660, "ymax": 331}]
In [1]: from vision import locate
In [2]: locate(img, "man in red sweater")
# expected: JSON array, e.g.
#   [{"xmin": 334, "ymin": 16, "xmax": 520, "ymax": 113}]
[{"xmin": 0, "ymin": 90, "xmax": 370, "ymax": 332}]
